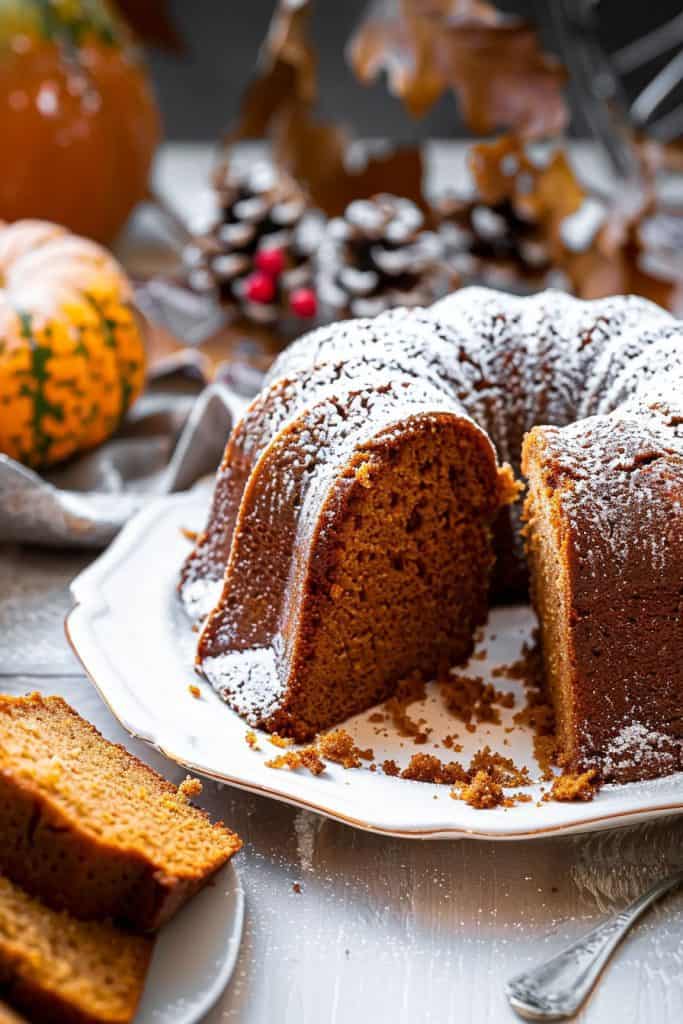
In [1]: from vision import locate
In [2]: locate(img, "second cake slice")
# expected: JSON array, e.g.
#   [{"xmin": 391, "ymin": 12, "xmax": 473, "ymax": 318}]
[
  {"xmin": 0, "ymin": 694, "xmax": 241, "ymax": 932},
  {"xmin": 0, "ymin": 874, "xmax": 151, "ymax": 1024}
]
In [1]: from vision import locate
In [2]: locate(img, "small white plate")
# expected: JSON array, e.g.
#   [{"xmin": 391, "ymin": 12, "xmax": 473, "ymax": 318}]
[
  {"xmin": 67, "ymin": 491, "xmax": 683, "ymax": 840},
  {"xmin": 136, "ymin": 861, "xmax": 244, "ymax": 1024}
]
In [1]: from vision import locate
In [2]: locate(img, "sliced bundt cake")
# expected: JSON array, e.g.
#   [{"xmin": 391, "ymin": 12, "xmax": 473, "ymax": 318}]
[
  {"xmin": 181, "ymin": 288, "xmax": 683, "ymax": 780},
  {"xmin": 197, "ymin": 374, "xmax": 517, "ymax": 739},
  {"xmin": 523, "ymin": 380, "xmax": 683, "ymax": 782}
]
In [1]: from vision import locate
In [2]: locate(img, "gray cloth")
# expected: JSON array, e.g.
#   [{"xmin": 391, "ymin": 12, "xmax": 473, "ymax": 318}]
[{"xmin": 0, "ymin": 379, "xmax": 249, "ymax": 548}]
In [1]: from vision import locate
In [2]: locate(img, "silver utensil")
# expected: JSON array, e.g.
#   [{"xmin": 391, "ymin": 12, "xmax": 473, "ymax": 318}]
[{"xmin": 505, "ymin": 869, "xmax": 683, "ymax": 1021}]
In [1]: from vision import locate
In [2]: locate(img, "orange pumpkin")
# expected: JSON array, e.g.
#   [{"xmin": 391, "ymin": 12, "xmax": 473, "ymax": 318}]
[
  {"xmin": 0, "ymin": 0, "xmax": 161, "ymax": 243},
  {"xmin": 0, "ymin": 219, "xmax": 146, "ymax": 468}
]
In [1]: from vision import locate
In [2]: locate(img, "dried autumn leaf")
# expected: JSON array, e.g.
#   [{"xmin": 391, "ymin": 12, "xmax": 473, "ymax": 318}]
[
  {"xmin": 467, "ymin": 135, "xmax": 681, "ymax": 310},
  {"xmin": 349, "ymin": 0, "xmax": 486, "ymax": 117},
  {"xmin": 226, "ymin": 0, "xmax": 428, "ymax": 216},
  {"xmin": 470, "ymin": 135, "xmax": 584, "ymax": 241},
  {"xmin": 436, "ymin": 20, "xmax": 567, "ymax": 138},
  {"xmin": 349, "ymin": 0, "xmax": 567, "ymax": 137},
  {"xmin": 274, "ymin": 105, "xmax": 426, "ymax": 216},
  {"xmin": 226, "ymin": 0, "xmax": 316, "ymax": 142},
  {"xmin": 332, "ymin": 144, "xmax": 425, "ymax": 215}
]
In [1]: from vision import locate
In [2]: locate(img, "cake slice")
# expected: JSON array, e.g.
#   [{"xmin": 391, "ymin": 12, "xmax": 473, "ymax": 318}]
[
  {"xmin": 0, "ymin": 874, "xmax": 151, "ymax": 1024},
  {"xmin": 0, "ymin": 694, "xmax": 242, "ymax": 932},
  {"xmin": 198, "ymin": 378, "xmax": 518, "ymax": 739},
  {"xmin": 179, "ymin": 310, "xmax": 463, "ymax": 622},
  {"xmin": 522, "ymin": 402, "xmax": 683, "ymax": 782}
]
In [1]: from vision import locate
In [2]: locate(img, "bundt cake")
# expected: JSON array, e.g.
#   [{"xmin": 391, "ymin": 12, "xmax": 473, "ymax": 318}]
[{"xmin": 181, "ymin": 287, "xmax": 683, "ymax": 782}]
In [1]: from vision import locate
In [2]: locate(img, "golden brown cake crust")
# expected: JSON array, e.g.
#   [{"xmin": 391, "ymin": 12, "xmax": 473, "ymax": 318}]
[
  {"xmin": 523, "ymin": 397, "xmax": 683, "ymax": 783},
  {"xmin": 0, "ymin": 694, "xmax": 241, "ymax": 932}
]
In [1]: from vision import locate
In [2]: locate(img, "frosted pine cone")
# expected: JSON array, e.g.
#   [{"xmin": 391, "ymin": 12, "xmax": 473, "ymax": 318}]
[
  {"xmin": 182, "ymin": 160, "xmax": 323, "ymax": 329},
  {"xmin": 316, "ymin": 194, "xmax": 454, "ymax": 320}
]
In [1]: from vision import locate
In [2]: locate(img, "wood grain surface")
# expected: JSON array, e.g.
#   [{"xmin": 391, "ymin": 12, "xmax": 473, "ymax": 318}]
[{"xmin": 2, "ymin": 538, "xmax": 682, "ymax": 1024}]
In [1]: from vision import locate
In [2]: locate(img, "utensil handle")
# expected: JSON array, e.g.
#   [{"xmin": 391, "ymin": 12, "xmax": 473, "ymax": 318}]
[{"xmin": 505, "ymin": 871, "xmax": 683, "ymax": 1021}]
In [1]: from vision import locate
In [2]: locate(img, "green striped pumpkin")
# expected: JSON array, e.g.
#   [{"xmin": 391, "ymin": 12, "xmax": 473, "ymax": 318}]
[{"xmin": 0, "ymin": 220, "xmax": 146, "ymax": 468}]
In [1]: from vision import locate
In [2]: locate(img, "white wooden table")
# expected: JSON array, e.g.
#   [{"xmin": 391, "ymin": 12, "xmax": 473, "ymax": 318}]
[{"xmin": 1, "ymin": 144, "xmax": 682, "ymax": 1024}]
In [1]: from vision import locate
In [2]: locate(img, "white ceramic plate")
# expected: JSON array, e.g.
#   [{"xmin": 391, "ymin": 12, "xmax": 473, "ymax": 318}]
[
  {"xmin": 136, "ymin": 861, "xmax": 244, "ymax": 1024},
  {"xmin": 67, "ymin": 491, "xmax": 683, "ymax": 840}
]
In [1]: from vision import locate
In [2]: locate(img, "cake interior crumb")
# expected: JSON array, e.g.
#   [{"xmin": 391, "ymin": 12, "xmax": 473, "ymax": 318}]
[{"xmin": 546, "ymin": 769, "xmax": 599, "ymax": 802}]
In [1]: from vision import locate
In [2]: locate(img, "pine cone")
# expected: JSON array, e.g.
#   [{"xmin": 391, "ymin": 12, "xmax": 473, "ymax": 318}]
[
  {"xmin": 435, "ymin": 192, "xmax": 558, "ymax": 293},
  {"xmin": 317, "ymin": 194, "xmax": 453, "ymax": 320},
  {"xmin": 182, "ymin": 160, "xmax": 323, "ymax": 329}
]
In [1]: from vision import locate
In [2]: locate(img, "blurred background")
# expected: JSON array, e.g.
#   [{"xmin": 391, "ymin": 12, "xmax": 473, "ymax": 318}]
[
  {"xmin": 149, "ymin": 0, "xmax": 683, "ymax": 140},
  {"xmin": 0, "ymin": 0, "xmax": 681, "ymax": 512}
]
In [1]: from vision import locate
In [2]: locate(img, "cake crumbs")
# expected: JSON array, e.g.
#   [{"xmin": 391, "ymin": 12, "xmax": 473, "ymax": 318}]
[
  {"xmin": 469, "ymin": 746, "xmax": 531, "ymax": 787},
  {"xmin": 265, "ymin": 747, "xmax": 326, "ymax": 776},
  {"xmin": 178, "ymin": 776, "xmax": 203, "ymax": 800},
  {"xmin": 401, "ymin": 753, "xmax": 467, "ymax": 785},
  {"xmin": 442, "ymin": 734, "xmax": 463, "ymax": 751},
  {"xmin": 269, "ymin": 733, "xmax": 294, "ymax": 749},
  {"xmin": 292, "ymin": 882, "xmax": 302, "ymax": 894},
  {"xmin": 244, "ymin": 630, "xmax": 573, "ymax": 811},
  {"xmin": 455, "ymin": 770, "xmax": 505, "ymax": 809},
  {"xmin": 383, "ymin": 672, "xmax": 427, "ymax": 738},
  {"xmin": 439, "ymin": 671, "xmax": 515, "ymax": 727},
  {"xmin": 546, "ymin": 769, "xmax": 599, "ymax": 802},
  {"xmin": 188, "ymin": 684, "xmax": 201, "ymax": 700},
  {"xmin": 318, "ymin": 729, "xmax": 371, "ymax": 768},
  {"xmin": 180, "ymin": 526, "xmax": 198, "ymax": 542},
  {"xmin": 300, "ymin": 748, "xmax": 327, "ymax": 775},
  {"xmin": 245, "ymin": 730, "xmax": 261, "ymax": 751}
]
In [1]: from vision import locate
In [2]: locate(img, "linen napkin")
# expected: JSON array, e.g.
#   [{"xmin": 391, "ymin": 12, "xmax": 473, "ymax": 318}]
[{"xmin": 0, "ymin": 369, "xmax": 250, "ymax": 549}]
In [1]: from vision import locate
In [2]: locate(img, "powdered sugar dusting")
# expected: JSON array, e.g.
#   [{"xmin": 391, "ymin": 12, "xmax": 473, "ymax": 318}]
[
  {"xmin": 198, "ymin": 372, "xmax": 489, "ymax": 724},
  {"xmin": 602, "ymin": 724, "xmax": 682, "ymax": 777},
  {"xmin": 182, "ymin": 287, "xmax": 683, "ymax": 778}
]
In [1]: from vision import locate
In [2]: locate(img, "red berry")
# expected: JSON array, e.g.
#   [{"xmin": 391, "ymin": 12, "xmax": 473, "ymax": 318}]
[
  {"xmin": 244, "ymin": 271, "xmax": 276, "ymax": 304},
  {"xmin": 290, "ymin": 287, "xmax": 317, "ymax": 318},
  {"xmin": 254, "ymin": 247, "xmax": 286, "ymax": 277}
]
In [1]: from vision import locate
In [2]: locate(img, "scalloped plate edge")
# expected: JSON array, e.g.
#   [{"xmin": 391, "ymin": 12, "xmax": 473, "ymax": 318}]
[{"xmin": 65, "ymin": 492, "xmax": 683, "ymax": 842}]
